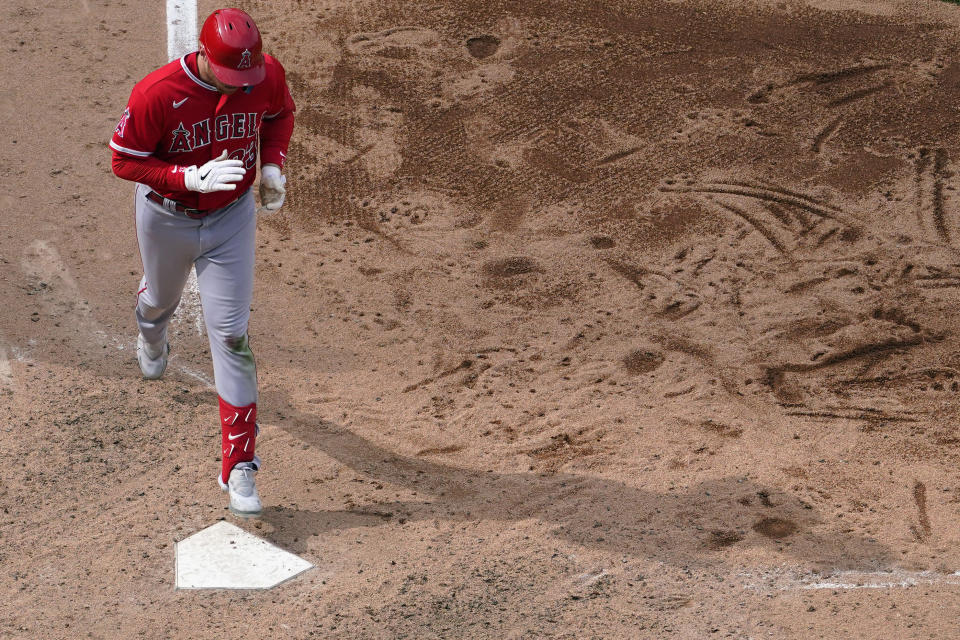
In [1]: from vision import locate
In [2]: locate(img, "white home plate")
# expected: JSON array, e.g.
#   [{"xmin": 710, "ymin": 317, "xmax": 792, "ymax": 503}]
[{"xmin": 175, "ymin": 521, "xmax": 313, "ymax": 589}]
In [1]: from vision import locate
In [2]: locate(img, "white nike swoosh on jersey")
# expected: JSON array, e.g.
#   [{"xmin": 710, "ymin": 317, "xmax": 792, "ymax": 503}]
[
  {"xmin": 173, "ymin": 98, "xmax": 189, "ymax": 109},
  {"xmin": 227, "ymin": 432, "xmax": 248, "ymax": 441}
]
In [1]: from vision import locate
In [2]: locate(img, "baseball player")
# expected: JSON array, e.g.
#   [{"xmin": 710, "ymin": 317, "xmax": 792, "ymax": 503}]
[{"xmin": 110, "ymin": 8, "xmax": 295, "ymax": 516}]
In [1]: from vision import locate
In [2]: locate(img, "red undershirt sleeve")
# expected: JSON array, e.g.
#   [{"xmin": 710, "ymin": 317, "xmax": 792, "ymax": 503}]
[{"xmin": 111, "ymin": 152, "xmax": 188, "ymax": 192}]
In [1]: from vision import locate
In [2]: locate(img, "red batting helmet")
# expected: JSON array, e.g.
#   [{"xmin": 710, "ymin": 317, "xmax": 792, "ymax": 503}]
[{"xmin": 199, "ymin": 8, "xmax": 266, "ymax": 87}]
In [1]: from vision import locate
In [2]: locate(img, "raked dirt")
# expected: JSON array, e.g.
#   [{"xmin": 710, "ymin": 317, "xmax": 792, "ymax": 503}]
[{"xmin": 4, "ymin": 0, "xmax": 960, "ymax": 637}]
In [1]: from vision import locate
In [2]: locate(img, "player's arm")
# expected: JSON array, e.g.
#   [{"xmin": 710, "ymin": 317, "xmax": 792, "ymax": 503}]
[
  {"xmin": 259, "ymin": 57, "xmax": 296, "ymax": 168},
  {"xmin": 112, "ymin": 151, "xmax": 245, "ymax": 194},
  {"xmin": 111, "ymin": 151, "xmax": 187, "ymax": 191},
  {"xmin": 258, "ymin": 57, "xmax": 296, "ymax": 211}
]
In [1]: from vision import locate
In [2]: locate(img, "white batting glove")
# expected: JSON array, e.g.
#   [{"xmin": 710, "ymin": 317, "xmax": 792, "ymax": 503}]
[
  {"xmin": 183, "ymin": 150, "xmax": 246, "ymax": 193},
  {"xmin": 259, "ymin": 163, "xmax": 287, "ymax": 212}
]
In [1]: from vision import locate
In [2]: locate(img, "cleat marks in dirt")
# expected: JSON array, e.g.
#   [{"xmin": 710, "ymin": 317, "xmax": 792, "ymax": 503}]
[
  {"xmin": 596, "ymin": 146, "xmax": 641, "ymax": 166},
  {"xmin": 669, "ymin": 109, "xmax": 774, "ymax": 143},
  {"xmin": 842, "ymin": 367, "xmax": 960, "ymax": 389},
  {"xmin": 762, "ymin": 201, "xmax": 795, "ymax": 227},
  {"xmin": 752, "ymin": 517, "xmax": 798, "ymax": 539},
  {"xmin": 814, "ymin": 227, "xmax": 840, "ymax": 247},
  {"xmin": 785, "ymin": 408, "xmax": 919, "ymax": 425},
  {"xmin": 759, "ymin": 310, "xmax": 933, "ymax": 406},
  {"xmin": 784, "ymin": 276, "xmax": 829, "ymax": 294},
  {"xmin": 605, "ymin": 259, "xmax": 669, "ymax": 287},
  {"xmin": 700, "ymin": 419, "xmax": 743, "ymax": 439},
  {"xmin": 811, "ymin": 116, "xmax": 842, "ymax": 153},
  {"xmin": 794, "ymin": 63, "xmax": 891, "ymax": 86},
  {"xmin": 932, "ymin": 148, "xmax": 949, "ymax": 246},
  {"xmin": 747, "ymin": 63, "xmax": 890, "ymax": 104},
  {"xmin": 345, "ymin": 26, "xmax": 440, "ymax": 57},
  {"xmin": 770, "ymin": 335, "xmax": 925, "ymax": 375},
  {"xmin": 589, "ymin": 235, "xmax": 615, "ymax": 249},
  {"xmin": 732, "ymin": 179, "xmax": 845, "ymax": 213},
  {"xmin": 526, "ymin": 431, "xmax": 599, "ymax": 473},
  {"xmin": 912, "ymin": 263, "xmax": 960, "ymax": 290},
  {"xmin": 707, "ymin": 530, "xmax": 744, "ymax": 550},
  {"xmin": 916, "ymin": 277, "xmax": 960, "ymax": 290},
  {"xmin": 913, "ymin": 147, "xmax": 955, "ymax": 248},
  {"xmin": 415, "ymin": 444, "xmax": 465, "ymax": 456},
  {"xmin": 660, "ymin": 179, "xmax": 860, "ymax": 229},
  {"xmin": 826, "ymin": 83, "xmax": 891, "ymax": 108},
  {"xmin": 621, "ymin": 349, "xmax": 665, "ymax": 375},
  {"xmin": 605, "ymin": 259, "xmax": 701, "ymax": 319},
  {"xmin": 403, "ymin": 358, "xmax": 481, "ymax": 393},
  {"xmin": 482, "ymin": 256, "xmax": 541, "ymax": 279},
  {"xmin": 767, "ymin": 369, "xmax": 806, "ymax": 405},
  {"xmin": 706, "ymin": 197, "xmax": 792, "ymax": 258},
  {"xmin": 465, "ymin": 35, "xmax": 500, "ymax": 59},
  {"xmin": 910, "ymin": 481, "xmax": 932, "ymax": 542},
  {"xmin": 660, "ymin": 178, "xmax": 859, "ymax": 258},
  {"xmin": 915, "ymin": 147, "xmax": 932, "ymax": 230},
  {"xmin": 658, "ymin": 295, "xmax": 702, "ymax": 320}
]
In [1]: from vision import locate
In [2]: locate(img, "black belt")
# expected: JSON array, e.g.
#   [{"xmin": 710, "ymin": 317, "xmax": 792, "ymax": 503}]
[{"xmin": 145, "ymin": 190, "xmax": 207, "ymax": 219}]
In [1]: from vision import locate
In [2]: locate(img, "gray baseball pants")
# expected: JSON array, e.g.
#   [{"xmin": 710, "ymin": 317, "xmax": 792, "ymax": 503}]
[{"xmin": 134, "ymin": 183, "xmax": 258, "ymax": 407}]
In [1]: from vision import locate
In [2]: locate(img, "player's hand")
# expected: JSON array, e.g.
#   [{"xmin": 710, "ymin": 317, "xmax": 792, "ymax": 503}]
[
  {"xmin": 183, "ymin": 150, "xmax": 246, "ymax": 193},
  {"xmin": 259, "ymin": 163, "xmax": 286, "ymax": 212}
]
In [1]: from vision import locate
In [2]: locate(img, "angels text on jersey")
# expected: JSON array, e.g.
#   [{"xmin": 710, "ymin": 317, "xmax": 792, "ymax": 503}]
[{"xmin": 169, "ymin": 113, "xmax": 262, "ymax": 168}]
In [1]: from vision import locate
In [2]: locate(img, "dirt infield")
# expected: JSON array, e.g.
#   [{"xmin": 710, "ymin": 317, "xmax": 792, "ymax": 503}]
[{"xmin": 5, "ymin": 0, "xmax": 960, "ymax": 637}]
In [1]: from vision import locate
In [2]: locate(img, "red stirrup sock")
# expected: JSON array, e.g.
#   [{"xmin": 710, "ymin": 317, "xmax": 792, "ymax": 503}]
[{"xmin": 218, "ymin": 397, "xmax": 258, "ymax": 485}]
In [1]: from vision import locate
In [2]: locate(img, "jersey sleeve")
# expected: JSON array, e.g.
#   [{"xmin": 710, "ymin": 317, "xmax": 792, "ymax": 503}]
[
  {"xmin": 259, "ymin": 57, "xmax": 296, "ymax": 169},
  {"xmin": 110, "ymin": 85, "xmax": 165, "ymax": 159},
  {"xmin": 110, "ymin": 85, "xmax": 188, "ymax": 191}
]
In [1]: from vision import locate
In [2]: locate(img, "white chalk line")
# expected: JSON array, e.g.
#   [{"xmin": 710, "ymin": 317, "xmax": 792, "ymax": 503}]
[
  {"xmin": 738, "ymin": 568, "xmax": 960, "ymax": 592},
  {"xmin": 172, "ymin": 273, "xmax": 205, "ymax": 337},
  {"xmin": 166, "ymin": 0, "xmax": 204, "ymax": 338},
  {"xmin": 0, "ymin": 341, "xmax": 13, "ymax": 393},
  {"xmin": 167, "ymin": 0, "xmax": 198, "ymax": 64},
  {"xmin": 171, "ymin": 355, "xmax": 215, "ymax": 388}
]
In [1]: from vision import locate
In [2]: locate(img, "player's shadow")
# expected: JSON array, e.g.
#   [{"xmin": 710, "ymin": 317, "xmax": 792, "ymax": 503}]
[{"xmin": 258, "ymin": 389, "xmax": 892, "ymax": 571}]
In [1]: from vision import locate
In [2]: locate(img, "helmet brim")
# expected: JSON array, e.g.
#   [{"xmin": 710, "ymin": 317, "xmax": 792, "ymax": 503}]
[{"xmin": 208, "ymin": 58, "xmax": 266, "ymax": 87}]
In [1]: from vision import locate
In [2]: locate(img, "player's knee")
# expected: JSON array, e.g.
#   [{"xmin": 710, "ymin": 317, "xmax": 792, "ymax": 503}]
[{"xmin": 136, "ymin": 299, "xmax": 179, "ymax": 322}]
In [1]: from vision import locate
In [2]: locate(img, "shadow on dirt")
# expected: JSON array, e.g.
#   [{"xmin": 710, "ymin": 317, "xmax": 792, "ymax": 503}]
[{"xmin": 259, "ymin": 389, "xmax": 891, "ymax": 572}]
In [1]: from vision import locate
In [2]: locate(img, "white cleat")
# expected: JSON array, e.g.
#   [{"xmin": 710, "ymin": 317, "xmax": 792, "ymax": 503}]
[
  {"xmin": 219, "ymin": 463, "xmax": 263, "ymax": 517},
  {"xmin": 136, "ymin": 334, "xmax": 169, "ymax": 380}
]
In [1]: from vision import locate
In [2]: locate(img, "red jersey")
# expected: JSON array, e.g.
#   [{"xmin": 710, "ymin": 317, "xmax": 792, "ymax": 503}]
[{"xmin": 110, "ymin": 52, "xmax": 295, "ymax": 211}]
